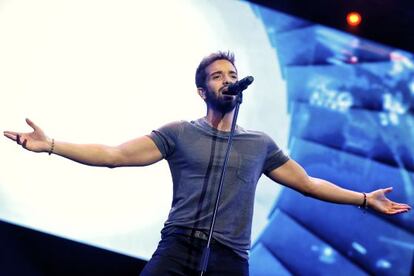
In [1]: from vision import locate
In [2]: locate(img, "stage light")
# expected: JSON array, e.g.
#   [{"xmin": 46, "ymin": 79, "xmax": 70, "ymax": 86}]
[
  {"xmin": 350, "ymin": 56, "xmax": 358, "ymax": 64},
  {"xmin": 346, "ymin": 12, "xmax": 362, "ymax": 27}
]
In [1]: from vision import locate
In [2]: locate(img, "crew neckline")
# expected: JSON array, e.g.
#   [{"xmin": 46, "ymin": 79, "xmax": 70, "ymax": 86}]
[{"xmin": 192, "ymin": 117, "xmax": 241, "ymax": 137}]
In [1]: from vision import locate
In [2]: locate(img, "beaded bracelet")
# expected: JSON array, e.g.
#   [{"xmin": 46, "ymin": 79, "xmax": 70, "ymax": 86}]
[{"xmin": 48, "ymin": 138, "xmax": 55, "ymax": 155}]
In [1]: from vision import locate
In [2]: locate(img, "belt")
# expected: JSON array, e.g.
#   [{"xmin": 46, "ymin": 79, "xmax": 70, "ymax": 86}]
[{"xmin": 170, "ymin": 227, "xmax": 210, "ymax": 241}]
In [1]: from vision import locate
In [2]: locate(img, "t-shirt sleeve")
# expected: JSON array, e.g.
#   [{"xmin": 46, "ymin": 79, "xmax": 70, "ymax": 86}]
[
  {"xmin": 262, "ymin": 133, "xmax": 290, "ymax": 176},
  {"xmin": 147, "ymin": 121, "xmax": 183, "ymax": 159}
]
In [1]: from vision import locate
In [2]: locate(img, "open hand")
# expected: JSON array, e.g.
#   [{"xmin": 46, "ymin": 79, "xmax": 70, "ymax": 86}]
[
  {"xmin": 367, "ymin": 187, "xmax": 411, "ymax": 215},
  {"xmin": 3, "ymin": 118, "xmax": 51, "ymax": 153}
]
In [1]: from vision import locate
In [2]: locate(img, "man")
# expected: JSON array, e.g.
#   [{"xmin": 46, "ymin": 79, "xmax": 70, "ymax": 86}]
[{"xmin": 4, "ymin": 51, "xmax": 411, "ymax": 275}]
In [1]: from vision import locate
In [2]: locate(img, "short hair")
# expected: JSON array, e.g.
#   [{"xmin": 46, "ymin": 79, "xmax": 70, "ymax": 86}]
[{"xmin": 195, "ymin": 51, "xmax": 236, "ymax": 89}]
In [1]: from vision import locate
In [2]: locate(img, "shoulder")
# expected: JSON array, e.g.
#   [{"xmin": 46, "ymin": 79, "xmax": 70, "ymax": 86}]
[
  {"xmin": 158, "ymin": 120, "xmax": 188, "ymax": 129},
  {"xmin": 238, "ymin": 127, "xmax": 273, "ymax": 141},
  {"xmin": 154, "ymin": 120, "xmax": 190, "ymax": 134},
  {"xmin": 240, "ymin": 128, "xmax": 284, "ymax": 154}
]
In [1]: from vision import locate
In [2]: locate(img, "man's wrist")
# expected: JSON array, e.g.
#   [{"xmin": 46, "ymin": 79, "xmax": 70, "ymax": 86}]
[
  {"xmin": 45, "ymin": 137, "xmax": 55, "ymax": 154},
  {"xmin": 48, "ymin": 138, "xmax": 55, "ymax": 155},
  {"xmin": 359, "ymin": 192, "xmax": 369, "ymax": 210}
]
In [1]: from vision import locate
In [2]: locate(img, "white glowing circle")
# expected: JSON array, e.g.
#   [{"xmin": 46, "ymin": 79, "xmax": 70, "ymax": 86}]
[
  {"xmin": 319, "ymin": 246, "xmax": 336, "ymax": 264},
  {"xmin": 323, "ymin": 246, "xmax": 334, "ymax": 257}
]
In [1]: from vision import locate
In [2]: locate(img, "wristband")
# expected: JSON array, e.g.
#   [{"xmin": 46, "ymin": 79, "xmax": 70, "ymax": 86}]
[
  {"xmin": 359, "ymin": 192, "xmax": 368, "ymax": 210},
  {"xmin": 48, "ymin": 138, "xmax": 55, "ymax": 155}
]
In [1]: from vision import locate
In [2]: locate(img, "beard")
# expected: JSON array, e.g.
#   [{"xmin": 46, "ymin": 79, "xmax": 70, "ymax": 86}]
[{"xmin": 205, "ymin": 88, "xmax": 237, "ymax": 114}]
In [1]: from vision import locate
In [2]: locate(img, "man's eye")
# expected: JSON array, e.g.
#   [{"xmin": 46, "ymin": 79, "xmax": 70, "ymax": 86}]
[
  {"xmin": 212, "ymin": 75, "xmax": 221, "ymax": 80},
  {"xmin": 231, "ymin": 75, "xmax": 238, "ymax": 79}
]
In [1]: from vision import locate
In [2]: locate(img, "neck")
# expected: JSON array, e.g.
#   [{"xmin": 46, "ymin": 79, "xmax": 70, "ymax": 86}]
[{"xmin": 204, "ymin": 108, "xmax": 235, "ymax": 132}]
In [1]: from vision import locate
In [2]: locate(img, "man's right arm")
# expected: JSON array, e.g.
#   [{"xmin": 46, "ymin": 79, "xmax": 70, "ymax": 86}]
[
  {"xmin": 3, "ymin": 118, "xmax": 163, "ymax": 168},
  {"xmin": 51, "ymin": 136, "xmax": 163, "ymax": 168}
]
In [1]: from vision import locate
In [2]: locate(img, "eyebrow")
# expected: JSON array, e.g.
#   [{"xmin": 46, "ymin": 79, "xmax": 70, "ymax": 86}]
[{"xmin": 209, "ymin": 70, "xmax": 238, "ymax": 77}]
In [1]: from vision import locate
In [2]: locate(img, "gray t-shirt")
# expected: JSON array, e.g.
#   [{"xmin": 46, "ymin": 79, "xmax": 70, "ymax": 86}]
[{"xmin": 148, "ymin": 118, "xmax": 289, "ymax": 259}]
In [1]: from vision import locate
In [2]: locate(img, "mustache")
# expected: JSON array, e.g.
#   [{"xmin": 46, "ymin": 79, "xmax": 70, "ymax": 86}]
[
  {"xmin": 219, "ymin": 86, "xmax": 227, "ymax": 93},
  {"xmin": 219, "ymin": 84, "xmax": 232, "ymax": 94}
]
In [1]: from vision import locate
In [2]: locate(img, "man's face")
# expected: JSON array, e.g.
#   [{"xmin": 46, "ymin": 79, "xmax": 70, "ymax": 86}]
[{"xmin": 202, "ymin": 59, "xmax": 238, "ymax": 113}]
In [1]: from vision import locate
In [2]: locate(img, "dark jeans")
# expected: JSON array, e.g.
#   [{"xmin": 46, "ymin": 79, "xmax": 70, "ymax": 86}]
[{"xmin": 140, "ymin": 232, "xmax": 249, "ymax": 276}]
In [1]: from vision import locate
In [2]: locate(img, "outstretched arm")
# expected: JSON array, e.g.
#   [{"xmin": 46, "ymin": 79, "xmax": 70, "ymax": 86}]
[
  {"xmin": 268, "ymin": 159, "xmax": 411, "ymax": 215},
  {"xmin": 3, "ymin": 118, "xmax": 163, "ymax": 168}
]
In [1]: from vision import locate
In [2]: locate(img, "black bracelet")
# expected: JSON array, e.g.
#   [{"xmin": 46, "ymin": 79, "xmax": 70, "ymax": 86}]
[{"xmin": 360, "ymin": 192, "xmax": 368, "ymax": 210}]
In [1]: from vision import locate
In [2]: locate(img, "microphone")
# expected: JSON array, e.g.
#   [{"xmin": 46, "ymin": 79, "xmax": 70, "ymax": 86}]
[{"xmin": 223, "ymin": 76, "xmax": 254, "ymax": 95}]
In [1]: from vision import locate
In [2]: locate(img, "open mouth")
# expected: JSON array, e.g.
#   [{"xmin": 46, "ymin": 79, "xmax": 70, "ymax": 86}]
[{"xmin": 221, "ymin": 85, "xmax": 232, "ymax": 95}]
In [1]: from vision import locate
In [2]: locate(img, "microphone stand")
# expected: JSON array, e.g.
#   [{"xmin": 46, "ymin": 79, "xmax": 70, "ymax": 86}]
[{"xmin": 199, "ymin": 92, "xmax": 243, "ymax": 275}]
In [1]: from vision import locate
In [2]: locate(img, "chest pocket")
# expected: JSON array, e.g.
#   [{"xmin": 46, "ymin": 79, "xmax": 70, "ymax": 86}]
[{"xmin": 237, "ymin": 154, "xmax": 258, "ymax": 183}]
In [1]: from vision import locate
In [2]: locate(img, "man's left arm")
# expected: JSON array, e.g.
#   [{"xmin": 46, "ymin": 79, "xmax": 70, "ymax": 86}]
[{"xmin": 267, "ymin": 159, "xmax": 411, "ymax": 215}]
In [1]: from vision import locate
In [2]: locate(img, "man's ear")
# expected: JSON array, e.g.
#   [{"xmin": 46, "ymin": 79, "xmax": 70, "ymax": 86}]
[{"xmin": 197, "ymin": 87, "xmax": 207, "ymax": 100}]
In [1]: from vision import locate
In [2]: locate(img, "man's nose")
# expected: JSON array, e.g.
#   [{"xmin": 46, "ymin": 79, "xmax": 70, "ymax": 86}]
[{"xmin": 223, "ymin": 76, "xmax": 233, "ymax": 85}]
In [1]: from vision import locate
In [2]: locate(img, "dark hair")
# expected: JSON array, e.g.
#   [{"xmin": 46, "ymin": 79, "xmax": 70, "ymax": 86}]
[{"xmin": 195, "ymin": 51, "xmax": 236, "ymax": 89}]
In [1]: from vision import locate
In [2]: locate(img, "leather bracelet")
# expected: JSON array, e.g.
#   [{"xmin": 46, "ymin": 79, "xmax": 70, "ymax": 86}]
[
  {"xmin": 48, "ymin": 138, "xmax": 55, "ymax": 155},
  {"xmin": 360, "ymin": 192, "xmax": 368, "ymax": 210}
]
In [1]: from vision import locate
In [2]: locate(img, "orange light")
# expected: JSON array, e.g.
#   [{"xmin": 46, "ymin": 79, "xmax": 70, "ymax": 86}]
[{"xmin": 346, "ymin": 12, "xmax": 362, "ymax": 27}]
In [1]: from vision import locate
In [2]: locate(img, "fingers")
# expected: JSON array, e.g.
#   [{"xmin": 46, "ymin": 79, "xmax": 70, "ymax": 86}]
[
  {"xmin": 4, "ymin": 130, "xmax": 18, "ymax": 136},
  {"xmin": 387, "ymin": 209, "xmax": 408, "ymax": 215},
  {"xmin": 391, "ymin": 205, "xmax": 411, "ymax": 212},
  {"xmin": 392, "ymin": 203, "xmax": 411, "ymax": 210},
  {"xmin": 385, "ymin": 202, "xmax": 411, "ymax": 215},
  {"xmin": 3, "ymin": 131, "xmax": 18, "ymax": 141},
  {"xmin": 4, "ymin": 131, "xmax": 27, "ymax": 147},
  {"xmin": 26, "ymin": 118, "xmax": 38, "ymax": 131},
  {"xmin": 4, "ymin": 118, "xmax": 38, "ymax": 142},
  {"xmin": 383, "ymin": 187, "xmax": 393, "ymax": 194},
  {"xmin": 22, "ymin": 138, "xmax": 28, "ymax": 149},
  {"xmin": 381, "ymin": 204, "xmax": 409, "ymax": 215}
]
